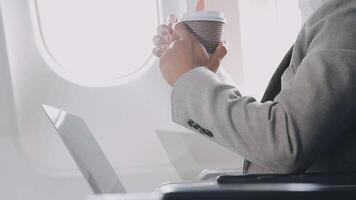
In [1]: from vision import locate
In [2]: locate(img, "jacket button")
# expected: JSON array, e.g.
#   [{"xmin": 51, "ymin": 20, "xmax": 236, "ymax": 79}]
[
  {"xmin": 188, "ymin": 120, "xmax": 195, "ymax": 127},
  {"xmin": 198, "ymin": 128, "xmax": 205, "ymax": 135},
  {"xmin": 204, "ymin": 129, "xmax": 214, "ymax": 138},
  {"xmin": 193, "ymin": 123, "xmax": 201, "ymax": 130}
]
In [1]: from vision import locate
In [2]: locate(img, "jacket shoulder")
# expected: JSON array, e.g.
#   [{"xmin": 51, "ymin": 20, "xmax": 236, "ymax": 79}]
[{"xmin": 305, "ymin": 0, "xmax": 356, "ymax": 51}]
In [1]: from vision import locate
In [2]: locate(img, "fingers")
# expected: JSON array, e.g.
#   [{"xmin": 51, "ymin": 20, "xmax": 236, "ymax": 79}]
[
  {"xmin": 152, "ymin": 27, "xmax": 171, "ymax": 57},
  {"xmin": 206, "ymin": 42, "xmax": 228, "ymax": 72},
  {"xmin": 152, "ymin": 34, "xmax": 169, "ymax": 57},
  {"xmin": 167, "ymin": 15, "xmax": 179, "ymax": 41},
  {"xmin": 157, "ymin": 24, "xmax": 172, "ymax": 43},
  {"xmin": 153, "ymin": 15, "xmax": 178, "ymax": 57},
  {"xmin": 152, "ymin": 48, "xmax": 163, "ymax": 57},
  {"xmin": 195, "ymin": 0, "xmax": 206, "ymax": 11},
  {"xmin": 167, "ymin": 14, "xmax": 178, "ymax": 30}
]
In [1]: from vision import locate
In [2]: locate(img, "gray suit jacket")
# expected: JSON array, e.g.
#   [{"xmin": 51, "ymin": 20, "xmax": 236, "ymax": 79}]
[{"xmin": 171, "ymin": 0, "xmax": 356, "ymax": 174}]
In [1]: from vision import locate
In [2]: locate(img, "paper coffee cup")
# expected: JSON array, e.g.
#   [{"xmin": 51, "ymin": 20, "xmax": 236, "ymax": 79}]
[{"xmin": 180, "ymin": 11, "xmax": 226, "ymax": 54}]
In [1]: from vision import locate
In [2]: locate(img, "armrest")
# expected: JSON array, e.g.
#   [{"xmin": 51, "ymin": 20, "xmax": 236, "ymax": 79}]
[
  {"xmin": 159, "ymin": 181, "xmax": 356, "ymax": 200},
  {"xmin": 217, "ymin": 172, "xmax": 356, "ymax": 185},
  {"xmin": 158, "ymin": 173, "xmax": 356, "ymax": 200}
]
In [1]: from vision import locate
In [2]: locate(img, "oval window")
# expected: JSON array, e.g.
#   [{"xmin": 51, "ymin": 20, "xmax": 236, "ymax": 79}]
[{"xmin": 36, "ymin": 0, "xmax": 158, "ymax": 82}]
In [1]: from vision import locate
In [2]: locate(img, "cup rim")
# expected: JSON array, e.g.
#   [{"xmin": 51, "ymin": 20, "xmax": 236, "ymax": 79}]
[{"xmin": 179, "ymin": 11, "xmax": 227, "ymax": 23}]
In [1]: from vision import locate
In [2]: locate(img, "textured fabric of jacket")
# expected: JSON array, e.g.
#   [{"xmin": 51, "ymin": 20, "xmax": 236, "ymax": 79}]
[{"xmin": 171, "ymin": 0, "xmax": 356, "ymax": 174}]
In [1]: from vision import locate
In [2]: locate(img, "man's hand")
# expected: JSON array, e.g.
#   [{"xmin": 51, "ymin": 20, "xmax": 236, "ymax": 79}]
[
  {"xmin": 152, "ymin": 0, "xmax": 227, "ymax": 86},
  {"xmin": 159, "ymin": 23, "xmax": 227, "ymax": 86}
]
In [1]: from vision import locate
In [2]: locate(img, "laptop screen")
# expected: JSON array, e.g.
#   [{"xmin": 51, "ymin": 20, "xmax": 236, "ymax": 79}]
[{"xmin": 42, "ymin": 105, "xmax": 126, "ymax": 194}]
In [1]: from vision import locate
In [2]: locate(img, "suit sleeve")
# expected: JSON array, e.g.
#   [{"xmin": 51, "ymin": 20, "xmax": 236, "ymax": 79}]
[{"xmin": 171, "ymin": 6, "xmax": 356, "ymax": 173}]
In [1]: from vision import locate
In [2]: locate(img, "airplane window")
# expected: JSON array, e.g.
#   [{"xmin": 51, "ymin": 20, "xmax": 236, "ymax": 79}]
[{"xmin": 35, "ymin": 0, "xmax": 158, "ymax": 83}]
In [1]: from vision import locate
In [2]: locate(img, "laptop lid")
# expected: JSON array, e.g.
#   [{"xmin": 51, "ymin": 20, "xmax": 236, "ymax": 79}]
[{"xmin": 42, "ymin": 105, "xmax": 126, "ymax": 194}]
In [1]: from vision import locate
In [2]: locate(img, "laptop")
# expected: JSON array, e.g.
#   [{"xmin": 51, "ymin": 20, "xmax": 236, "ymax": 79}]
[
  {"xmin": 41, "ymin": 105, "xmax": 227, "ymax": 198},
  {"xmin": 42, "ymin": 105, "xmax": 126, "ymax": 194}
]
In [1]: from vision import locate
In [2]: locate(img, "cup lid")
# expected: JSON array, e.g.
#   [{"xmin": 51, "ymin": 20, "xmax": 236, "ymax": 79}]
[{"xmin": 179, "ymin": 11, "xmax": 226, "ymax": 23}]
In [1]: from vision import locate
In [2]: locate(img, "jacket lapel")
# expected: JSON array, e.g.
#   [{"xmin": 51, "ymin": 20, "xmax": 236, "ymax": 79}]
[{"xmin": 261, "ymin": 46, "xmax": 294, "ymax": 102}]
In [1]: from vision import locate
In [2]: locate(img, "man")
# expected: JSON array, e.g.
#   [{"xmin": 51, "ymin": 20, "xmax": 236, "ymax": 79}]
[{"xmin": 153, "ymin": 0, "xmax": 355, "ymax": 174}]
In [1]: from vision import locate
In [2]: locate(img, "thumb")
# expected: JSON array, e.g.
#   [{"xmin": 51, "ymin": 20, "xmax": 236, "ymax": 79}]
[
  {"xmin": 206, "ymin": 42, "xmax": 228, "ymax": 72},
  {"xmin": 195, "ymin": 0, "xmax": 205, "ymax": 11}
]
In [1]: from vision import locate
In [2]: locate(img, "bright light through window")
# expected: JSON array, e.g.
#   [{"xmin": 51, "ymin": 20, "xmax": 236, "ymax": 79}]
[
  {"xmin": 36, "ymin": 0, "xmax": 158, "ymax": 82},
  {"xmin": 238, "ymin": 0, "xmax": 301, "ymax": 100}
]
